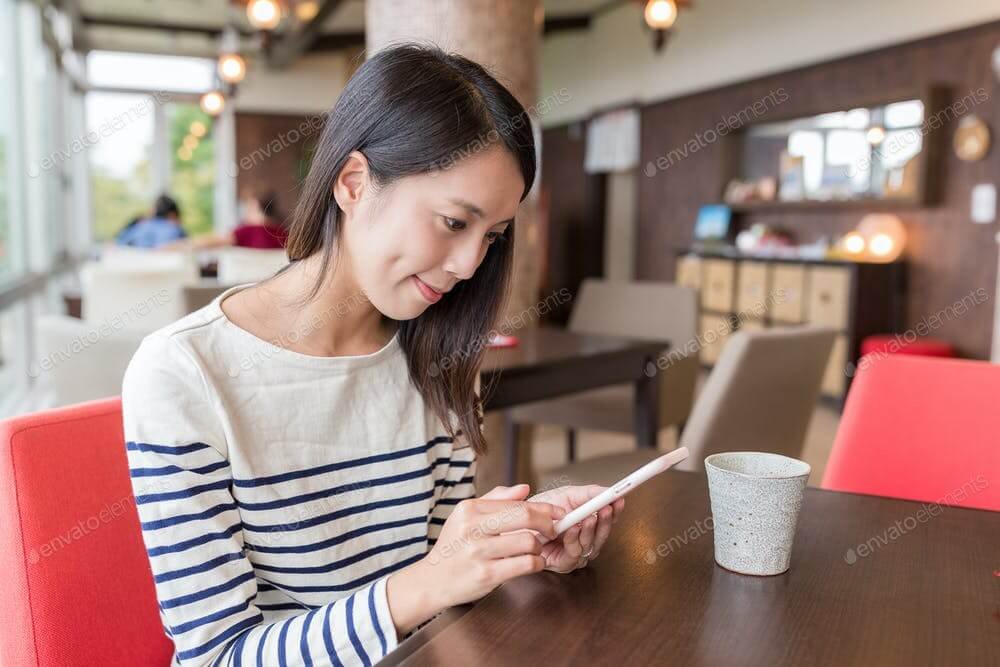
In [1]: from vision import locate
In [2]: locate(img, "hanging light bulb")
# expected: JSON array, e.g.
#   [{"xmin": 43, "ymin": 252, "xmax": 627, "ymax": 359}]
[
  {"xmin": 247, "ymin": 0, "xmax": 282, "ymax": 31},
  {"xmin": 644, "ymin": 0, "xmax": 678, "ymax": 30},
  {"xmin": 200, "ymin": 91, "xmax": 225, "ymax": 116},
  {"xmin": 295, "ymin": 0, "xmax": 320, "ymax": 22},
  {"xmin": 189, "ymin": 121, "xmax": 207, "ymax": 138},
  {"xmin": 218, "ymin": 53, "xmax": 247, "ymax": 84}
]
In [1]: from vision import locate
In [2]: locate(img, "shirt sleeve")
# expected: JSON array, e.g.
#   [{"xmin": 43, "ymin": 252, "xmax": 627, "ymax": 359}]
[
  {"xmin": 427, "ymin": 374, "xmax": 480, "ymax": 545},
  {"xmin": 122, "ymin": 335, "xmax": 399, "ymax": 666}
]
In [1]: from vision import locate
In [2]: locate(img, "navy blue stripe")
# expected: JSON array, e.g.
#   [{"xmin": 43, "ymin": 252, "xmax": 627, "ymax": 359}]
[
  {"xmin": 277, "ymin": 614, "xmax": 291, "ymax": 667},
  {"xmin": 147, "ymin": 523, "xmax": 243, "ymax": 557},
  {"xmin": 236, "ymin": 466, "xmax": 432, "ymax": 512},
  {"xmin": 176, "ymin": 614, "xmax": 263, "ymax": 660},
  {"xmin": 301, "ymin": 606, "xmax": 318, "ymax": 666},
  {"xmin": 440, "ymin": 475, "xmax": 475, "ymax": 488},
  {"xmin": 127, "ymin": 441, "xmax": 212, "ymax": 455},
  {"xmin": 130, "ymin": 459, "xmax": 229, "ymax": 478},
  {"xmin": 257, "ymin": 583, "xmax": 277, "ymax": 592},
  {"xmin": 321, "ymin": 602, "xmax": 343, "ymax": 667},
  {"xmin": 449, "ymin": 460, "xmax": 473, "ymax": 468},
  {"xmin": 346, "ymin": 592, "xmax": 371, "ymax": 667},
  {"xmin": 428, "ymin": 517, "xmax": 446, "ymax": 526},
  {"xmin": 231, "ymin": 437, "xmax": 451, "ymax": 488},
  {"xmin": 258, "ymin": 553, "xmax": 422, "ymax": 594},
  {"xmin": 244, "ymin": 516, "xmax": 426, "ymax": 555},
  {"xmin": 254, "ymin": 536, "xmax": 425, "ymax": 575},
  {"xmin": 170, "ymin": 594, "xmax": 255, "ymax": 634},
  {"xmin": 141, "ymin": 501, "xmax": 238, "ymax": 531},
  {"xmin": 259, "ymin": 603, "xmax": 309, "ymax": 612},
  {"xmin": 242, "ymin": 490, "xmax": 434, "ymax": 534},
  {"xmin": 368, "ymin": 583, "xmax": 387, "ymax": 656},
  {"xmin": 155, "ymin": 551, "xmax": 244, "ymax": 584},
  {"xmin": 230, "ymin": 628, "xmax": 252, "ymax": 667},
  {"xmin": 135, "ymin": 479, "xmax": 231, "ymax": 505},
  {"xmin": 161, "ymin": 570, "xmax": 256, "ymax": 609},
  {"xmin": 436, "ymin": 497, "xmax": 463, "ymax": 506},
  {"xmin": 256, "ymin": 624, "xmax": 275, "ymax": 667}
]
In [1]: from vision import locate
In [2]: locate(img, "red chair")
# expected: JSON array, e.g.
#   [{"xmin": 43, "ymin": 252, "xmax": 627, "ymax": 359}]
[
  {"xmin": 0, "ymin": 398, "xmax": 172, "ymax": 666},
  {"xmin": 823, "ymin": 354, "xmax": 1000, "ymax": 511}
]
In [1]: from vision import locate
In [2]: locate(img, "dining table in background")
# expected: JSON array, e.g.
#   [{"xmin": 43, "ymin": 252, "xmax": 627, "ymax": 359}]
[
  {"xmin": 381, "ymin": 470, "xmax": 1000, "ymax": 666},
  {"xmin": 478, "ymin": 326, "xmax": 668, "ymax": 485}
]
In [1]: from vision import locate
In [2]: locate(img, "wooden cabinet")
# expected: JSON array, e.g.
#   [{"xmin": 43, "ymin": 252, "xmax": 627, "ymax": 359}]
[
  {"xmin": 771, "ymin": 264, "xmax": 807, "ymax": 323},
  {"xmin": 702, "ymin": 259, "xmax": 735, "ymax": 312},
  {"xmin": 676, "ymin": 250, "xmax": 904, "ymax": 403},
  {"xmin": 807, "ymin": 266, "xmax": 852, "ymax": 329}
]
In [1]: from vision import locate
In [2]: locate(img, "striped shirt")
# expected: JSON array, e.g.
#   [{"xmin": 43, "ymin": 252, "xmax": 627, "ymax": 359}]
[{"xmin": 122, "ymin": 284, "xmax": 478, "ymax": 666}]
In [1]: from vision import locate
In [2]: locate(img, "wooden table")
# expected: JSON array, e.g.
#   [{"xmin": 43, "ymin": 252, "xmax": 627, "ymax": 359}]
[
  {"xmin": 478, "ymin": 326, "xmax": 668, "ymax": 485},
  {"xmin": 382, "ymin": 471, "xmax": 1000, "ymax": 666}
]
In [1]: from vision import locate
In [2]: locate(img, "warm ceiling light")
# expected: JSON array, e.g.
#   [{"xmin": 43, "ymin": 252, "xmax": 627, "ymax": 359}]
[
  {"xmin": 218, "ymin": 53, "xmax": 247, "ymax": 84},
  {"xmin": 189, "ymin": 121, "xmax": 207, "ymax": 137},
  {"xmin": 177, "ymin": 146, "xmax": 192, "ymax": 161},
  {"xmin": 857, "ymin": 213, "xmax": 906, "ymax": 262},
  {"xmin": 644, "ymin": 0, "xmax": 678, "ymax": 30},
  {"xmin": 295, "ymin": 0, "xmax": 319, "ymax": 22},
  {"xmin": 200, "ymin": 91, "xmax": 225, "ymax": 116},
  {"xmin": 843, "ymin": 231, "xmax": 866, "ymax": 255},
  {"xmin": 183, "ymin": 135, "xmax": 199, "ymax": 151},
  {"xmin": 866, "ymin": 126, "xmax": 886, "ymax": 145},
  {"xmin": 247, "ymin": 0, "xmax": 282, "ymax": 31}
]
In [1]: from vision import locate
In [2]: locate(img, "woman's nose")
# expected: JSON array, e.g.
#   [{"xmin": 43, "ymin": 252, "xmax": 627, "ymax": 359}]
[{"xmin": 445, "ymin": 236, "xmax": 487, "ymax": 280}]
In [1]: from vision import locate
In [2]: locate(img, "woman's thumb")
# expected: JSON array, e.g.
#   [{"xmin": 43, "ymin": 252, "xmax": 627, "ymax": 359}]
[{"xmin": 481, "ymin": 484, "xmax": 530, "ymax": 500}]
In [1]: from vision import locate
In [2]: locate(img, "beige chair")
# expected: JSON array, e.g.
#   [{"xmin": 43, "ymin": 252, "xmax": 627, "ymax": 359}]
[
  {"xmin": 538, "ymin": 326, "xmax": 837, "ymax": 487},
  {"xmin": 35, "ymin": 315, "xmax": 147, "ymax": 407},
  {"xmin": 216, "ymin": 248, "xmax": 289, "ymax": 284},
  {"xmin": 100, "ymin": 245, "xmax": 199, "ymax": 274},
  {"xmin": 182, "ymin": 281, "xmax": 231, "ymax": 314},
  {"xmin": 508, "ymin": 279, "xmax": 700, "ymax": 459},
  {"xmin": 80, "ymin": 262, "xmax": 198, "ymax": 332}
]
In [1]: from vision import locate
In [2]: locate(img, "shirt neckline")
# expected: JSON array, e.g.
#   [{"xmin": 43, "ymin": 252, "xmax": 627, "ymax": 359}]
[{"xmin": 210, "ymin": 282, "xmax": 401, "ymax": 371}]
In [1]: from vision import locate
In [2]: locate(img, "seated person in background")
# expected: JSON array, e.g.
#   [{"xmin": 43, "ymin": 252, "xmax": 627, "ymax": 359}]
[
  {"xmin": 115, "ymin": 195, "xmax": 187, "ymax": 248},
  {"xmin": 163, "ymin": 190, "xmax": 288, "ymax": 251}
]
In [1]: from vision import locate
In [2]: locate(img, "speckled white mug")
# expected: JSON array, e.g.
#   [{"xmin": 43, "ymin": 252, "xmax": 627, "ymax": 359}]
[{"xmin": 705, "ymin": 452, "xmax": 811, "ymax": 576}]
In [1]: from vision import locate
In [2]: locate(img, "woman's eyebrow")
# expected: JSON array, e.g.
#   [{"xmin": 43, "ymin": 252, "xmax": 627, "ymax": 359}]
[{"xmin": 448, "ymin": 197, "xmax": 515, "ymax": 226}]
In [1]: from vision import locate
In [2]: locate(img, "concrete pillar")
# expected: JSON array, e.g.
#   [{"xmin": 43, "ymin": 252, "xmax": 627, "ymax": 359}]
[{"xmin": 367, "ymin": 0, "xmax": 544, "ymax": 490}]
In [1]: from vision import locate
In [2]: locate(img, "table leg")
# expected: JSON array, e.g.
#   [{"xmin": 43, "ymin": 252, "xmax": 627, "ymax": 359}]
[{"xmin": 634, "ymin": 356, "xmax": 659, "ymax": 449}]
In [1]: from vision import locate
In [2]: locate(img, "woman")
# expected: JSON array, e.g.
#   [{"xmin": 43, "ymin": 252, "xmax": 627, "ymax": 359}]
[{"xmin": 123, "ymin": 44, "xmax": 623, "ymax": 666}]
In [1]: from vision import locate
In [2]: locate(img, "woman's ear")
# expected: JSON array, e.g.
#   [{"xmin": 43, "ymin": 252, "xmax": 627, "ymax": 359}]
[{"xmin": 332, "ymin": 150, "xmax": 370, "ymax": 215}]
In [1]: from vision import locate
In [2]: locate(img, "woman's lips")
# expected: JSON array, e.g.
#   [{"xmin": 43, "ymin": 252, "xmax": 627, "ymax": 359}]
[{"xmin": 412, "ymin": 276, "xmax": 443, "ymax": 303}]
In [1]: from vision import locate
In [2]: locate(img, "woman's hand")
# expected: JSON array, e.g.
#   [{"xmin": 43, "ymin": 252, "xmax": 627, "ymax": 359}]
[
  {"xmin": 386, "ymin": 484, "xmax": 564, "ymax": 635},
  {"xmin": 528, "ymin": 485, "xmax": 624, "ymax": 574}
]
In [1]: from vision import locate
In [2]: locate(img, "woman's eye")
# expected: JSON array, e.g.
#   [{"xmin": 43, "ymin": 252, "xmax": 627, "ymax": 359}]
[{"xmin": 443, "ymin": 216, "xmax": 466, "ymax": 232}]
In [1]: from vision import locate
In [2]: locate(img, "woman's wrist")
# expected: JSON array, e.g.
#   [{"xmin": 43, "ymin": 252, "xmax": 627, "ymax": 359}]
[{"xmin": 385, "ymin": 556, "xmax": 444, "ymax": 637}]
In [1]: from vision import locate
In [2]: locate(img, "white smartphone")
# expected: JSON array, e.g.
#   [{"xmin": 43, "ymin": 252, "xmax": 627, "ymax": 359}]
[{"xmin": 552, "ymin": 446, "xmax": 689, "ymax": 536}]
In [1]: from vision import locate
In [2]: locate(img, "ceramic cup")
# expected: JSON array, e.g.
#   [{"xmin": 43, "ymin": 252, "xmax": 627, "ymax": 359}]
[{"xmin": 705, "ymin": 452, "xmax": 811, "ymax": 576}]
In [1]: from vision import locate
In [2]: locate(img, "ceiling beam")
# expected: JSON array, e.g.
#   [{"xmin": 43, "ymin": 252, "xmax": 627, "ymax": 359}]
[{"xmin": 266, "ymin": 0, "xmax": 346, "ymax": 68}]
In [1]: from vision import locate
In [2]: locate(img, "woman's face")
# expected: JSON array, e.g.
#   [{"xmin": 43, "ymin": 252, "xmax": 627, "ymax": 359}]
[{"xmin": 338, "ymin": 144, "xmax": 525, "ymax": 320}]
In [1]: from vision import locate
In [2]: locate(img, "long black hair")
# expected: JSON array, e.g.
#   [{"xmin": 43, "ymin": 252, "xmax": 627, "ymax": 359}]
[{"xmin": 284, "ymin": 44, "xmax": 536, "ymax": 454}]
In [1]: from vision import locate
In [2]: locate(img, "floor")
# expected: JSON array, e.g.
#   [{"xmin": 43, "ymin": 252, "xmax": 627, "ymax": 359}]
[{"xmin": 529, "ymin": 373, "xmax": 841, "ymax": 487}]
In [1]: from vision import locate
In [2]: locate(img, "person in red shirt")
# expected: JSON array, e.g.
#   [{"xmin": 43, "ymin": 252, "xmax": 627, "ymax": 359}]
[{"xmin": 162, "ymin": 190, "xmax": 288, "ymax": 251}]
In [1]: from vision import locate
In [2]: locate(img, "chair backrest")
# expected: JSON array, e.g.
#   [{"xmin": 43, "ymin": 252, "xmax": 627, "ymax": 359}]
[
  {"xmin": 100, "ymin": 245, "xmax": 199, "ymax": 274},
  {"xmin": 568, "ymin": 278, "xmax": 698, "ymax": 344},
  {"xmin": 35, "ymin": 315, "xmax": 147, "ymax": 407},
  {"xmin": 216, "ymin": 247, "xmax": 289, "ymax": 284},
  {"xmin": 0, "ymin": 398, "xmax": 173, "ymax": 666},
  {"xmin": 822, "ymin": 354, "xmax": 1000, "ymax": 511},
  {"xmin": 182, "ymin": 281, "xmax": 231, "ymax": 315},
  {"xmin": 80, "ymin": 261, "xmax": 196, "ymax": 331},
  {"xmin": 678, "ymin": 326, "xmax": 836, "ymax": 472}
]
